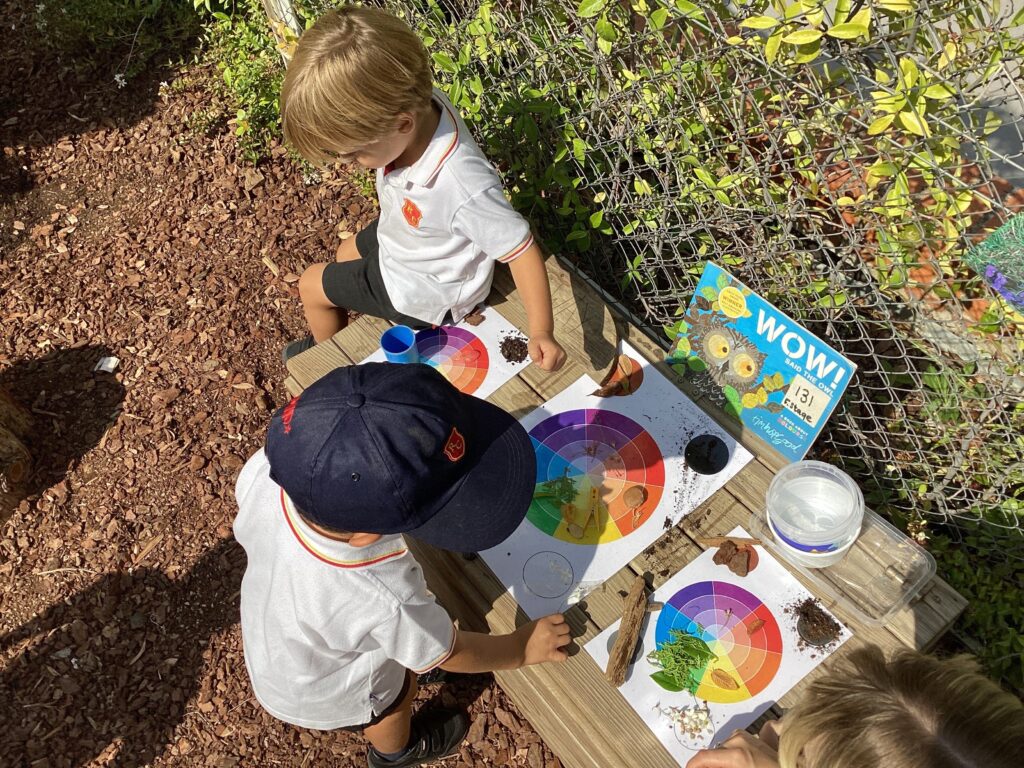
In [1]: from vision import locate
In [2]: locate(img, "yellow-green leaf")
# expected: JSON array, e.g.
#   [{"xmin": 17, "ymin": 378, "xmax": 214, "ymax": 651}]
[
  {"xmin": 899, "ymin": 57, "xmax": 919, "ymax": 89},
  {"xmin": 898, "ymin": 110, "xmax": 930, "ymax": 137},
  {"xmin": 867, "ymin": 114, "xmax": 895, "ymax": 134},
  {"xmin": 577, "ymin": 0, "xmax": 607, "ymax": 18},
  {"xmin": 793, "ymin": 42, "xmax": 821, "ymax": 63},
  {"xmin": 923, "ymin": 83, "xmax": 955, "ymax": 100},
  {"xmin": 726, "ymin": 35, "xmax": 745, "ymax": 45},
  {"xmin": 782, "ymin": 29, "xmax": 823, "ymax": 44},
  {"xmin": 874, "ymin": 67, "xmax": 891, "ymax": 84},
  {"xmin": 849, "ymin": 8, "xmax": 871, "ymax": 27},
  {"xmin": 878, "ymin": 0, "xmax": 912, "ymax": 11},
  {"xmin": 765, "ymin": 30, "xmax": 783, "ymax": 63},
  {"xmin": 983, "ymin": 111, "xmax": 1002, "ymax": 135},
  {"xmin": 827, "ymin": 22, "xmax": 868, "ymax": 39},
  {"xmin": 938, "ymin": 40, "xmax": 957, "ymax": 70},
  {"xmin": 739, "ymin": 15, "xmax": 780, "ymax": 29}
]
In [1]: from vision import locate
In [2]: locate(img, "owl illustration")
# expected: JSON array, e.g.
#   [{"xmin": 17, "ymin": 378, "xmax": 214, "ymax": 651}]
[{"xmin": 690, "ymin": 315, "xmax": 766, "ymax": 395}]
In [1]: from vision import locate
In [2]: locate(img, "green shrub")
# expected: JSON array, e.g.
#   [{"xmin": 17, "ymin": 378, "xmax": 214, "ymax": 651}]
[
  {"xmin": 34, "ymin": 0, "xmax": 199, "ymax": 81},
  {"xmin": 201, "ymin": 0, "xmax": 285, "ymax": 160}
]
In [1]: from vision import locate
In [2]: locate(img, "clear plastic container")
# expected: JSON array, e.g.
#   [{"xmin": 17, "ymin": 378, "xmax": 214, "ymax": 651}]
[
  {"xmin": 750, "ymin": 506, "xmax": 936, "ymax": 626},
  {"xmin": 766, "ymin": 461, "xmax": 864, "ymax": 552}
]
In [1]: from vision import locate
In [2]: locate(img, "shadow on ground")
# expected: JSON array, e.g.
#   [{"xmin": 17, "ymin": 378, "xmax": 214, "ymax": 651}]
[{"xmin": 0, "ymin": 0, "xmax": 202, "ymax": 198}]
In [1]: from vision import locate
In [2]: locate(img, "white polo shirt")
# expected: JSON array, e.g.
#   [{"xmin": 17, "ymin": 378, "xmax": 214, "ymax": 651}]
[
  {"xmin": 375, "ymin": 88, "xmax": 533, "ymax": 325},
  {"xmin": 233, "ymin": 450, "xmax": 456, "ymax": 730}
]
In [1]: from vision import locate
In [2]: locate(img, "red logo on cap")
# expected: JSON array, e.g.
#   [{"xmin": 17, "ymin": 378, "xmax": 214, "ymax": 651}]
[
  {"xmin": 281, "ymin": 396, "xmax": 300, "ymax": 434},
  {"xmin": 402, "ymin": 198, "xmax": 422, "ymax": 228},
  {"xmin": 443, "ymin": 427, "xmax": 465, "ymax": 462}
]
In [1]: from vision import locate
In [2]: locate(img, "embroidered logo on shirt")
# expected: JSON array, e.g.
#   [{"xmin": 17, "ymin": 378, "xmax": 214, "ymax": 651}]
[
  {"xmin": 443, "ymin": 427, "xmax": 465, "ymax": 462},
  {"xmin": 280, "ymin": 396, "xmax": 300, "ymax": 434},
  {"xmin": 402, "ymin": 198, "xmax": 422, "ymax": 228}
]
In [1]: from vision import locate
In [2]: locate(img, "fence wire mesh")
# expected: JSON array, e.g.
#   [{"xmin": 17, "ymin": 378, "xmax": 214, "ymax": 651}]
[{"xmin": 296, "ymin": 0, "xmax": 1024, "ymax": 559}]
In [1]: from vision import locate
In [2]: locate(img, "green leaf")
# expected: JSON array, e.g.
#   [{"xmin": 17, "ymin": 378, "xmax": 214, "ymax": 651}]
[
  {"xmin": 694, "ymin": 167, "xmax": 717, "ymax": 187},
  {"xmin": 674, "ymin": 0, "xmax": 705, "ymax": 20},
  {"xmin": 650, "ymin": 8, "xmax": 669, "ymax": 29},
  {"xmin": 589, "ymin": 210, "xmax": 604, "ymax": 228},
  {"xmin": 878, "ymin": 0, "xmax": 912, "ymax": 11},
  {"xmin": 867, "ymin": 160, "xmax": 899, "ymax": 177},
  {"xmin": 577, "ymin": 0, "xmax": 607, "ymax": 18},
  {"xmin": 923, "ymin": 83, "xmax": 955, "ymax": 100},
  {"xmin": 898, "ymin": 110, "xmax": 930, "ymax": 137},
  {"xmin": 1013, "ymin": 6, "xmax": 1024, "ymax": 26},
  {"xmin": 650, "ymin": 671, "xmax": 685, "ymax": 692},
  {"xmin": 867, "ymin": 114, "xmax": 895, "ymax": 135},
  {"xmin": 782, "ymin": 29, "xmax": 823, "ymax": 45},
  {"xmin": 431, "ymin": 52, "xmax": 458, "ymax": 74},
  {"xmin": 596, "ymin": 16, "xmax": 617, "ymax": 42},
  {"xmin": 701, "ymin": 286, "xmax": 720, "ymax": 301},
  {"xmin": 739, "ymin": 15, "xmax": 780, "ymax": 29},
  {"xmin": 686, "ymin": 356, "xmax": 707, "ymax": 372},
  {"xmin": 826, "ymin": 22, "xmax": 867, "ymax": 39}
]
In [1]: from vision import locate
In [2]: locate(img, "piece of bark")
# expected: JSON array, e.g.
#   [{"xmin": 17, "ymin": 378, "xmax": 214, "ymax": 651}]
[
  {"xmin": 712, "ymin": 539, "xmax": 738, "ymax": 566},
  {"xmin": 605, "ymin": 575, "xmax": 649, "ymax": 686},
  {"xmin": 698, "ymin": 536, "xmax": 762, "ymax": 548}
]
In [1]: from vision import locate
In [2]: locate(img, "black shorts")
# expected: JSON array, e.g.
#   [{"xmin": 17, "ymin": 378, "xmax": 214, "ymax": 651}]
[
  {"xmin": 322, "ymin": 219, "xmax": 432, "ymax": 329},
  {"xmin": 341, "ymin": 669, "xmax": 414, "ymax": 732}
]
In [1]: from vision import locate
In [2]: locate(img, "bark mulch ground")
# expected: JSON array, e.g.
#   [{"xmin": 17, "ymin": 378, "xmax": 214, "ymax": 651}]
[{"xmin": 0, "ymin": 16, "xmax": 560, "ymax": 768}]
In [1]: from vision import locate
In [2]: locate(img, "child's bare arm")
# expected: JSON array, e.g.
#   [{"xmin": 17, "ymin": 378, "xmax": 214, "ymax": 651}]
[
  {"xmin": 507, "ymin": 244, "xmax": 567, "ymax": 372},
  {"xmin": 439, "ymin": 614, "xmax": 571, "ymax": 673}
]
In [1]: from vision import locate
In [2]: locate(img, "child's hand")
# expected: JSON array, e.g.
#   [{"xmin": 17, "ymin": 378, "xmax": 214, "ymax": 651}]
[
  {"xmin": 685, "ymin": 730, "xmax": 780, "ymax": 768},
  {"xmin": 517, "ymin": 614, "xmax": 572, "ymax": 665},
  {"xmin": 528, "ymin": 332, "xmax": 567, "ymax": 372}
]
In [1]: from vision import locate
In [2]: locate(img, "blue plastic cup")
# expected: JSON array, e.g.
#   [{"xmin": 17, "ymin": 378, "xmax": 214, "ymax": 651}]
[{"xmin": 380, "ymin": 325, "xmax": 419, "ymax": 364}]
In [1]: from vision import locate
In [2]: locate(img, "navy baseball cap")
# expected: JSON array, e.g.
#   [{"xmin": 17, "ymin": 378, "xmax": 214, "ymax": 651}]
[{"xmin": 265, "ymin": 362, "xmax": 536, "ymax": 553}]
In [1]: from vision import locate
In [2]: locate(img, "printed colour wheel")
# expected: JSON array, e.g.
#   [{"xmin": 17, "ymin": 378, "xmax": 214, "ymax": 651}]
[
  {"xmin": 655, "ymin": 581, "xmax": 783, "ymax": 703},
  {"xmin": 528, "ymin": 409, "xmax": 665, "ymax": 545},
  {"xmin": 415, "ymin": 327, "xmax": 489, "ymax": 395}
]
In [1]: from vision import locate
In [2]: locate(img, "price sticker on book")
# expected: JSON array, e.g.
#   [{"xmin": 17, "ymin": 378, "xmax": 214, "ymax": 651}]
[{"xmin": 782, "ymin": 374, "xmax": 831, "ymax": 427}]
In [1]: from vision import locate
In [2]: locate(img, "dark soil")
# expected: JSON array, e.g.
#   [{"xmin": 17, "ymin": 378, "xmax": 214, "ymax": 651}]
[
  {"xmin": 0, "ymin": 16, "xmax": 559, "ymax": 766},
  {"xmin": 789, "ymin": 597, "xmax": 842, "ymax": 650},
  {"xmin": 499, "ymin": 333, "xmax": 529, "ymax": 364}
]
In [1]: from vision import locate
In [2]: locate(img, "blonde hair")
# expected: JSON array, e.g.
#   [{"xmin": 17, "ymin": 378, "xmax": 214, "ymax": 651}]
[
  {"xmin": 778, "ymin": 645, "xmax": 1024, "ymax": 768},
  {"xmin": 280, "ymin": 6, "xmax": 433, "ymax": 165}
]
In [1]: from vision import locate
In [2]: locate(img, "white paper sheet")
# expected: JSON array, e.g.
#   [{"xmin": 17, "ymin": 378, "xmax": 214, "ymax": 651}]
[
  {"xmin": 480, "ymin": 344, "xmax": 754, "ymax": 618},
  {"xmin": 362, "ymin": 305, "xmax": 530, "ymax": 399},
  {"xmin": 586, "ymin": 526, "xmax": 852, "ymax": 765}
]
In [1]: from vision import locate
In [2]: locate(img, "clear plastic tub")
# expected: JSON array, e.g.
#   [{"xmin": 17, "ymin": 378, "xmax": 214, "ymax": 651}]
[
  {"xmin": 766, "ymin": 461, "xmax": 864, "ymax": 552},
  {"xmin": 750, "ymin": 506, "xmax": 936, "ymax": 626}
]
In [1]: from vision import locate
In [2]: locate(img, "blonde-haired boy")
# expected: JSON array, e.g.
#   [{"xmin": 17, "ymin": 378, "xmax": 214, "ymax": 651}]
[
  {"xmin": 280, "ymin": 6, "xmax": 567, "ymax": 372},
  {"xmin": 686, "ymin": 644, "xmax": 1024, "ymax": 768}
]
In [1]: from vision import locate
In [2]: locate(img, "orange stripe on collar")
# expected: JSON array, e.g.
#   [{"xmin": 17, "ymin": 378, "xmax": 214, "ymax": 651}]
[
  {"xmin": 427, "ymin": 100, "xmax": 460, "ymax": 179},
  {"xmin": 280, "ymin": 489, "xmax": 407, "ymax": 568}
]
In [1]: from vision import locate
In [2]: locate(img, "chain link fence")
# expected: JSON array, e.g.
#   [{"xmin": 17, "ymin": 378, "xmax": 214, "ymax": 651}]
[{"xmin": 292, "ymin": 1, "xmax": 1024, "ymax": 560}]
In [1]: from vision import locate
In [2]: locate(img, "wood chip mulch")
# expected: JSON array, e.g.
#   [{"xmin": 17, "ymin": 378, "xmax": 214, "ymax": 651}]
[{"xmin": 0, "ymin": 15, "xmax": 561, "ymax": 766}]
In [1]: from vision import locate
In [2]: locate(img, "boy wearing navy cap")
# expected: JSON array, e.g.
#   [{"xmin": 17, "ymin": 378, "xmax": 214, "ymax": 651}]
[{"xmin": 233, "ymin": 363, "xmax": 570, "ymax": 767}]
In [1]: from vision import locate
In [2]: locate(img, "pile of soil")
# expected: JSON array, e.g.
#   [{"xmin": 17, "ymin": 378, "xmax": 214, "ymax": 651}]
[
  {"xmin": 499, "ymin": 333, "xmax": 529, "ymax": 364},
  {"xmin": 788, "ymin": 597, "xmax": 842, "ymax": 651},
  {"xmin": 0, "ymin": 11, "xmax": 560, "ymax": 765}
]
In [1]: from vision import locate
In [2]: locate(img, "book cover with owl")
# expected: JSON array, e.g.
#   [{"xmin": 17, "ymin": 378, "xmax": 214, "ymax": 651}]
[{"xmin": 667, "ymin": 262, "xmax": 856, "ymax": 462}]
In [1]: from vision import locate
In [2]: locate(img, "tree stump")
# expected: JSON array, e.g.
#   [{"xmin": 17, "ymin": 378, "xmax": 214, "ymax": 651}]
[{"xmin": 0, "ymin": 388, "xmax": 32, "ymax": 522}]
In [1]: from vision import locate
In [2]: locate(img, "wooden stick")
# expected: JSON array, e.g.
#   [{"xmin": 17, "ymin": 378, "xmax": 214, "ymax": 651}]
[
  {"xmin": 697, "ymin": 536, "xmax": 762, "ymax": 548},
  {"xmin": 605, "ymin": 575, "xmax": 649, "ymax": 687}
]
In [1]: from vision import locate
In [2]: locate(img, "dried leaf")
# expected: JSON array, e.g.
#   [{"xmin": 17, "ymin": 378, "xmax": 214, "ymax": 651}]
[
  {"xmin": 711, "ymin": 668, "xmax": 740, "ymax": 690},
  {"xmin": 747, "ymin": 618, "xmax": 766, "ymax": 636}
]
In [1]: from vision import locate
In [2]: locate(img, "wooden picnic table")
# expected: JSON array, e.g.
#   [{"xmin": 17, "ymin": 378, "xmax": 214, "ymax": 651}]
[{"xmin": 285, "ymin": 256, "xmax": 967, "ymax": 768}]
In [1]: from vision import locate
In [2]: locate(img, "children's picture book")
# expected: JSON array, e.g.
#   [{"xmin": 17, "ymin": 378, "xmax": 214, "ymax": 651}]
[
  {"xmin": 586, "ymin": 526, "xmax": 851, "ymax": 765},
  {"xmin": 479, "ymin": 344, "xmax": 753, "ymax": 619},
  {"xmin": 361, "ymin": 305, "xmax": 530, "ymax": 399},
  {"xmin": 667, "ymin": 262, "xmax": 856, "ymax": 463}
]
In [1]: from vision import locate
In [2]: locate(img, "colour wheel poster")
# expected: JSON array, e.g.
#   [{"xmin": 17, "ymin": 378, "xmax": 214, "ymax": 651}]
[
  {"xmin": 362, "ymin": 305, "xmax": 530, "ymax": 399},
  {"xmin": 479, "ymin": 344, "xmax": 754, "ymax": 619},
  {"xmin": 586, "ymin": 526, "xmax": 851, "ymax": 766}
]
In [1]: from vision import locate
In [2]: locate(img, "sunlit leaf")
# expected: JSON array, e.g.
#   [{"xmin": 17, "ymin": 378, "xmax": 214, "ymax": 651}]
[
  {"xmin": 577, "ymin": 0, "xmax": 607, "ymax": 18},
  {"xmin": 867, "ymin": 114, "xmax": 895, "ymax": 134},
  {"xmin": 739, "ymin": 15, "xmax": 780, "ymax": 29},
  {"xmin": 826, "ymin": 22, "xmax": 867, "ymax": 39},
  {"xmin": 782, "ymin": 29, "xmax": 823, "ymax": 44}
]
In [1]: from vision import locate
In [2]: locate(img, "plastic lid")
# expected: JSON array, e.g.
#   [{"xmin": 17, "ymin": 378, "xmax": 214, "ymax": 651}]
[
  {"xmin": 766, "ymin": 460, "xmax": 864, "ymax": 546},
  {"xmin": 750, "ymin": 506, "xmax": 936, "ymax": 626}
]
